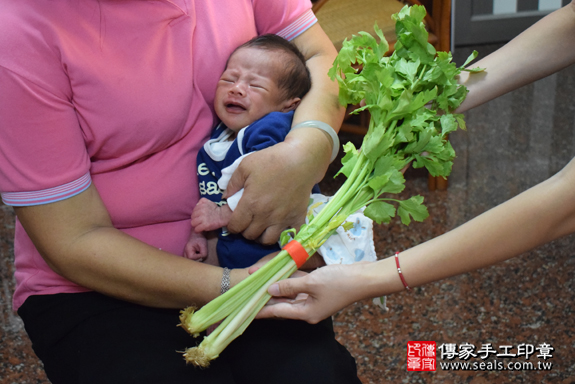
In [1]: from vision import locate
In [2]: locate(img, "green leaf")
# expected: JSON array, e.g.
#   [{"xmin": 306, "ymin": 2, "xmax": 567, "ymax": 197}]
[
  {"xmin": 455, "ymin": 114, "xmax": 467, "ymax": 131},
  {"xmin": 394, "ymin": 123, "xmax": 414, "ymax": 144},
  {"xmin": 408, "ymin": 108, "xmax": 439, "ymax": 128},
  {"xmin": 363, "ymin": 124, "xmax": 394, "ymax": 160},
  {"xmin": 446, "ymin": 85, "xmax": 469, "ymax": 111},
  {"xmin": 392, "ymin": 5, "xmax": 436, "ymax": 64},
  {"xmin": 439, "ymin": 114, "xmax": 458, "ymax": 136},
  {"xmin": 422, "ymin": 135, "xmax": 444, "ymax": 154},
  {"xmin": 335, "ymin": 142, "xmax": 359, "ymax": 178},
  {"xmin": 463, "ymin": 66, "xmax": 486, "ymax": 73},
  {"xmin": 397, "ymin": 195, "xmax": 429, "ymax": 225},
  {"xmin": 461, "ymin": 50, "xmax": 478, "ymax": 68},
  {"xmin": 370, "ymin": 156, "xmax": 406, "ymax": 194},
  {"xmin": 404, "ymin": 126, "xmax": 433, "ymax": 154},
  {"xmin": 342, "ymin": 221, "xmax": 355, "ymax": 231},
  {"xmin": 412, "ymin": 152, "xmax": 453, "ymax": 177},
  {"xmin": 421, "ymin": 65, "xmax": 443, "ymax": 84},
  {"xmin": 367, "ymin": 173, "xmax": 390, "ymax": 191},
  {"xmin": 374, "ymin": 66, "xmax": 395, "ymax": 90},
  {"xmin": 279, "ymin": 228, "xmax": 296, "ymax": 247},
  {"xmin": 435, "ymin": 51, "xmax": 458, "ymax": 80},
  {"xmin": 380, "ymin": 169, "xmax": 406, "ymax": 194},
  {"xmin": 437, "ymin": 139, "xmax": 455, "ymax": 160},
  {"xmin": 373, "ymin": 154, "xmax": 397, "ymax": 176},
  {"xmin": 395, "ymin": 58, "xmax": 420, "ymax": 84},
  {"xmin": 364, "ymin": 201, "xmax": 396, "ymax": 224},
  {"xmin": 372, "ymin": 23, "xmax": 390, "ymax": 58}
]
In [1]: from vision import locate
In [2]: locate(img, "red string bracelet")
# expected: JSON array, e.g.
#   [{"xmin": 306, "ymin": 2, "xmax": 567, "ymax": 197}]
[
  {"xmin": 394, "ymin": 252, "xmax": 411, "ymax": 291},
  {"xmin": 283, "ymin": 240, "xmax": 309, "ymax": 268}
]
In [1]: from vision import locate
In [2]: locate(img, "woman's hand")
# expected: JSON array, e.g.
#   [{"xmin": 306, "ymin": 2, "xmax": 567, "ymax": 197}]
[
  {"xmin": 223, "ymin": 139, "xmax": 322, "ymax": 244},
  {"xmin": 256, "ymin": 263, "xmax": 373, "ymax": 323}
]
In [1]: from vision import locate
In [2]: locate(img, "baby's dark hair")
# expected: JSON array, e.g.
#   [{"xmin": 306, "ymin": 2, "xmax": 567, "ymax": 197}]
[{"xmin": 232, "ymin": 34, "xmax": 312, "ymax": 100}]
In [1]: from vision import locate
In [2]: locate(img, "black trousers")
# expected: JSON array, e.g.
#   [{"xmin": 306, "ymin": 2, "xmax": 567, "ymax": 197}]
[{"xmin": 19, "ymin": 292, "xmax": 361, "ymax": 384}]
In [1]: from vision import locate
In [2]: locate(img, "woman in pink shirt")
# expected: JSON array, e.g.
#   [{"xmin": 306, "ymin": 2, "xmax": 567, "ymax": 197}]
[{"xmin": 0, "ymin": 0, "xmax": 361, "ymax": 383}]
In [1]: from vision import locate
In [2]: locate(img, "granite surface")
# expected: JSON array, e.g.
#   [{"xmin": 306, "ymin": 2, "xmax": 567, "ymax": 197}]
[{"xmin": 2, "ymin": 44, "xmax": 575, "ymax": 383}]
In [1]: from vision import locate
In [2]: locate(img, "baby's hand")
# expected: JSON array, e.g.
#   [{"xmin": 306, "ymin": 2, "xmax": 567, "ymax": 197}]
[
  {"xmin": 191, "ymin": 198, "xmax": 233, "ymax": 232},
  {"xmin": 184, "ymin": 230, "xmax": 208, "ymax": 262}
]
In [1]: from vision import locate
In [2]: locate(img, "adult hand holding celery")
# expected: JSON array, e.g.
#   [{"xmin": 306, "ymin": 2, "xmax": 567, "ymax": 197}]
[{"xmin": 179, "ymin": 4, "xmax": 483, "ymax": 367}]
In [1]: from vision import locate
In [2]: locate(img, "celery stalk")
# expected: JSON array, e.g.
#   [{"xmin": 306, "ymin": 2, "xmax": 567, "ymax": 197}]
[{"xmin": 182, "ymin": 255, "xmax": 297, "ymax": 366}]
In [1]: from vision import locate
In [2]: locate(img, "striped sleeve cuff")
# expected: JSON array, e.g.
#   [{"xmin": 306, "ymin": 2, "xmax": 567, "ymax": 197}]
[
  {"xmin": 1, "ymin": 172, "xmax": 92, "ymax": 206},
  {"xmin": 277, "ymin": 9, "xmax": 317, "ymax": 41}
]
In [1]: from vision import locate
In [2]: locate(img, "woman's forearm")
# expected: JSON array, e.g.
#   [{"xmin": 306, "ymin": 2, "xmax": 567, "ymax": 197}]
[
  {"xmin": 291, "ymin": 23, "xmax": 344, "ymax": 129},
  {"xmin": 289, "ymin": 22, "xmax": 346, "ymax": 175},
  {"xmin": 54, "ymin": 227, "xmax": 224, "ymax": 308},
  {"xmin": 15, "ymin": 185, "xmax": 246, "ymax": 309},
  {"xmin": 378, "ymin": 157, "xmax": 575, "ymax": 292},
  {"xmin": 457, "ymin": 1, "xmax": 575, "ymax": 113}
]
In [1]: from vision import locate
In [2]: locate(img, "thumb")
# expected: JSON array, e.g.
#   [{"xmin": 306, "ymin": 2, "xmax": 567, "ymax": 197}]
[
  {"xmin": 267, "ymin": 283, "xmax": 282, "ymax": 296},
  {"xmin": 222, "ymin": 165, "xmax": 247, "ymax": 199},
  {"xmin": 268, "ymin": 278, "xmax": 305, "ymax": 298}
]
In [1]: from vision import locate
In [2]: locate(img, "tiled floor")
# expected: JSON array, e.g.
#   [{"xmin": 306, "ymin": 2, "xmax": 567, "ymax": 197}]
[{"xmin": 2, "ymin": 43, "xmax": 575, "ymax": 383}]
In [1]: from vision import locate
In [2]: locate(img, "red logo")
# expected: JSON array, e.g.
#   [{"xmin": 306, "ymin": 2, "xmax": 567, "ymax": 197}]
[{"xmin": 407, "ymin": 341, "xmax": 436, "ymax": 371}]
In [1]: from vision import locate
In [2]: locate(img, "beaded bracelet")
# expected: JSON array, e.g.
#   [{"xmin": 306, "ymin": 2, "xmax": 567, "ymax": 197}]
[
  {"xmin": 394, "ymin": 252, "xmax": 411, "ymax": 291},
  {"xmin": 292, "ymin": 120, "xmax": 340, "ymax": 163},
  {"xmin": 220, "ymin": 267, "xmax": 231, "ymax": 294}
]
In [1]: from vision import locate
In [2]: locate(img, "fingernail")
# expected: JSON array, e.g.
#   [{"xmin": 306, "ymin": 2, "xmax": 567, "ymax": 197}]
[{"xmin": 268, "ymin": 283, "xmax": 279, "ymax": 296}]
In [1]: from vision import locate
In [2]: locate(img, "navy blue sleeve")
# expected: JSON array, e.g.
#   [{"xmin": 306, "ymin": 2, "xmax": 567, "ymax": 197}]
[{"xmin": 241, "ymin": 111, "xmax": 293, "ymax": 153}]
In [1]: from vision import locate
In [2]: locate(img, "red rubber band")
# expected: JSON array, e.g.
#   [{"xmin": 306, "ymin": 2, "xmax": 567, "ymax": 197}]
[
  {"xmin": 394, "ymin": 252, "xmax": 411, "ymax": 291},
  {"xmin": 283, "ymin": 240, "xmax": 309, "ymax": 268}
]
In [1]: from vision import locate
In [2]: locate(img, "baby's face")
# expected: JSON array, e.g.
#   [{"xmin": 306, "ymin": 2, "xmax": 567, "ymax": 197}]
[{"xmin": 214, "ymin": 47, "xmax": 293, "ymax": 131}]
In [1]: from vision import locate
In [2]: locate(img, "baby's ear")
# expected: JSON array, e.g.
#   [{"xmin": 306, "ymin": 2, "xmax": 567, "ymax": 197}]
[{"xmin": 281, "ymin": 97, "xmax": 301, "ymax": 112}]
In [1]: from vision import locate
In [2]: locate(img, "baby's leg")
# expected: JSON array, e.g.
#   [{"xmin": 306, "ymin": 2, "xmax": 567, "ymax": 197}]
[
  {"xmin": 204, "ymin": 231, "xmax": 220, "ymax": 266},
  {"xmin": 191, "ymin": 198, "xmax": 233, "ymax": 232}
]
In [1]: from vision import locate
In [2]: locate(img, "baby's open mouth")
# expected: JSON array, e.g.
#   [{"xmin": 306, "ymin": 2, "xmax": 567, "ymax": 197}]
[{"xmin": 225, "ymin": 102, "xmax": 247, "ymax": 112}]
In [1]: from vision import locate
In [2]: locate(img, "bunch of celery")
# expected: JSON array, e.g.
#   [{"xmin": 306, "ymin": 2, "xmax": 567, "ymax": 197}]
[{"xmin": 180, "ymin": 5, "xmax": 482, "ymax": 367}]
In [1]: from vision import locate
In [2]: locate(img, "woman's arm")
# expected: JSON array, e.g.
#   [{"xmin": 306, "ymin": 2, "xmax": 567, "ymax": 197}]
[
  {"xmin": 260, "ymin": 156, "xmax": 575, "ymax": 322},
  {"xmin": 457, "ymin": 1, "xmax": 575, "ymax": 113},
  {"xmin": 290, "ymin": 22, "xmax": 346, "ymax": 130},
  {"xmin": 15, "ymin": 184, "xmax": 249, "ymax": 309},
  {"xmin": 224, "ymin": 23, "xmax": 345, "ymax": 244}
]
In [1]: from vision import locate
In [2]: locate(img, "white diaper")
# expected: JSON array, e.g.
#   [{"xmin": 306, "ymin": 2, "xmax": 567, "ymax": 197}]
[{"xmin": 307, "ymin": 194, "xmax": 377, "ymax": 265}]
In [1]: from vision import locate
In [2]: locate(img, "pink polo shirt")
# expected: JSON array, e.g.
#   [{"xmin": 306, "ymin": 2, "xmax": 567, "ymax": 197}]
[{"xmin": 0, "ymin": 0, "xmax": 316, "ymax": 309}]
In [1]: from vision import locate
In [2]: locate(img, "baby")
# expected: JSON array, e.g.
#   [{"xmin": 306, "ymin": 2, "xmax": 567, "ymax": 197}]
[
  {"xmin": 185, "ymin": 34, "xmax": 311, "ymax": 268},
  {"xmin": 186, "ymin": 34, "xmax": 376, "ymax": 270}
]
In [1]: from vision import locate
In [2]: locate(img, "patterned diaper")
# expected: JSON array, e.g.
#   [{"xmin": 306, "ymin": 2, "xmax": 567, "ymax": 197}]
[{"xmin": 307, "ymin": 194, "xmax": 377, "ymax": 265}]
